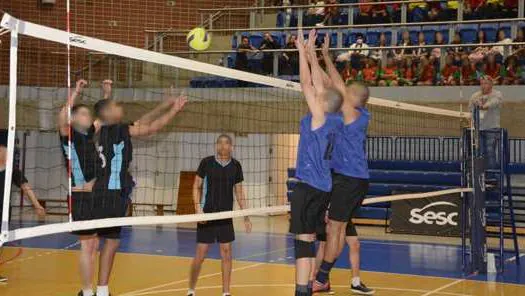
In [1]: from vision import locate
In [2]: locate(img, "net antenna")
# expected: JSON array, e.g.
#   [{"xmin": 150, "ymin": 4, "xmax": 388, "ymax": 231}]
[{"xmin": 0, "ymin": 13, "xmax": 472, "ymax": 245}]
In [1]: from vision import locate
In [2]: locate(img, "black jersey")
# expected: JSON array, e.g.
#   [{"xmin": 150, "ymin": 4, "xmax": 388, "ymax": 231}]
[
  {"xmin": 197, "ymin": 156, "xmax": 243, "ymax": 213},
  {"xmin": 60, "ymin": 126, "xmax": 97, "ymax": 188},
  {"xmin": 94, "ymin": 124, "xmax": 133, "ymax": 191},
  {"xmin": 0, "ymin": 167, "xmax": 28, "ymax": 208}
]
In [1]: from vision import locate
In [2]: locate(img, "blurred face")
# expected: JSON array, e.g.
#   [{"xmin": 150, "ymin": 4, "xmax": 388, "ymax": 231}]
[
  {"xmin": 379, "ymin": 33, "xmax": 386, "ymax": 44},
  {"xmin": 454, "ymin": 33, "xmax": 461, "ymax": 43},
  {"xmin": 436, "ymin": 32, "xmax": 443, "ymax": 43},
  {"xmin": 488, "ymin": 54, "xmax": 496, "ymax": 64},
  {"xmin": 402, "ymin": 31, "xmax": 410, "ymax": 41},
  {"xmin": 72, "ymin": 106, "xmax": 93, "ymax": 130},
  {"xmin": 347, "ymin": 85, "xmax": 369, "ymax": 107},
  {"xmin": 102, "ymin": 101, "xmax": 124, "ymax": 124},
  {"xmin": 264, "ymin": 33, "xmax": 270, "ymax": 40},
  {"xmin": 242, "ymin": 38, "xmax": 249, "ymax": 45},
  {"xmin": 418, "ymin": 32, "xmax": 425, "ymax": 43},
  {"xmin": 480, "ymin": 78, "xmax": 493, "ymax": 94},
  {"xmin": 387, "ymin": 57, "xmax": 394, "ymax": 67},
  {"xmin": 216, "ymin": 136, "xmax": 233, "ymax": 158},
  {"xmin": 498, "ymin": 30, "xmax": 505, "ymax": 41},
  {"xmin": 478, "ymin": 31, "xmax": 485, "ymax": 42},
  {"xmin": 446, "ymin": 55, "xmax": 454, "ymax": 65},
  {"xmin": 290, "ymin": 35, "xmax": 297, "ymax": 43}
]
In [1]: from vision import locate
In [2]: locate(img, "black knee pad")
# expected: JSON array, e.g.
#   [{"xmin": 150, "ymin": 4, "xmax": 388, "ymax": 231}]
[{"xmin": 294, "ymin": 239, "xmax": 316, "ymax": 259}]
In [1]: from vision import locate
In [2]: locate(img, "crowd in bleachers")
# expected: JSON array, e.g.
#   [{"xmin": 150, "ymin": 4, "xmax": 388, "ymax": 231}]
[
  {"xmin": 231, "ymin": 23, "xmax": 525, "ymax": 86},
  {"xmin": 275, "ymin": 0, "xmax": 520, "ymax": 27}
]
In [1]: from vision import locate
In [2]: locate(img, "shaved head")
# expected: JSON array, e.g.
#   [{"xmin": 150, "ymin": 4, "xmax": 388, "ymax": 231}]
[{"xmin": 347, "ymin": 82, "xmax": 370, "ymax": 106}]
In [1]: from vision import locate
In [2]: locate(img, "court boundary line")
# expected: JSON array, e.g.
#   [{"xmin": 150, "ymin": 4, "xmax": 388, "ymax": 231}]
[
  {"xmin": 128, "ymin": 284, "xmax": 474, "ymax": 296},
  {"xmin": 420, "ymin": 279, "xmax": 465, "ymax": 296}
]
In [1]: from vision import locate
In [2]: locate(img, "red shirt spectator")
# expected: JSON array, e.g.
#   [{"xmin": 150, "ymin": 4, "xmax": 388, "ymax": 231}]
[
  {"xmin": 359, "ymin": 0, "xmax": 373, "ymax": 15},
  {"xmin": 468, "ymin": 0, "xmax": 486, "ymax": 8},
  {"xmin": 363, "ymin": 64, "xmax": 378, "ymax": 82}
]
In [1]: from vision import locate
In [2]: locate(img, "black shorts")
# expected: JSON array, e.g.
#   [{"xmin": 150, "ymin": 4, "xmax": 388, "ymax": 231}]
[
  {"xmin": 328, "ymin": 173, "xmax": 369, "ymax": 223},
  {"xmin": 316, "ymin": 220, "xmax": 358, "ymax": 242},
  {"xmin": 289, "ymin": 182, "xmax": 330, "ymax": 235},
  {"xmin": 197, "ymin": 219, "xmax": 235, "ymax": 244},
  {"xmin": 71, "ymin": 190, "xmax": 124, "ymax": 239}
]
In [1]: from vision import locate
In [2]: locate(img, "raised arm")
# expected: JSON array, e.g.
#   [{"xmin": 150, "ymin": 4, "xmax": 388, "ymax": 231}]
[
  {"xmin": 296, "ymin": 30, "xmax": 325, "ymax": 130},
  {"xmin": 58, "ymin": 79, "xmax": 87, "ymax": 136},
  {"xmin": 322, "ymin": 35, "xmax": 346, "ymax": 96},
  {"xmin": 129, "ymin": 95, "xmax": 188, "ymax": 137},
  {"xmin": 134, "ymin": 87, "xmax": 178, "ymax": 126},
  {"xmin": 305, "ymin": 31, "xmax": 326, "ymax": 97}
]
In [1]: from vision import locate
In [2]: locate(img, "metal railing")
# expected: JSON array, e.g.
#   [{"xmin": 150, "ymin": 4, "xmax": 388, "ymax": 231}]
[{"xmin": 193, "ymin": 0, "xmax": 525, "ymax": 30}]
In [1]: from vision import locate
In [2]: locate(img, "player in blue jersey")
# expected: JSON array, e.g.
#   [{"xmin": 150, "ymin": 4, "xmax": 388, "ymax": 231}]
[
  {"xmin": 313, "ymin": 36, "xmax": 374, "ymax": 295},
  {"xmin": 290, "ymin": 29, "xmax": 343, "ymax": 296},
  {"xmin": 90, "ymin": 87, "xmax": 187, "ymax": 296}
]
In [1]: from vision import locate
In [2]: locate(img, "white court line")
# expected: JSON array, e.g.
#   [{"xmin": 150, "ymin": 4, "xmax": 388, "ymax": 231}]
[
  {"xmin": 505, "ymin": 253, "xmax": 525, "ymax": 263},
  {"xmin": 420, "ymin": 279, "xmax": 465, "ymax": 296},
  {"xmin": 129, "ymin": 284, "xmax": 472, "ymax": 296},
  {"xmin": 120, "ymin": 247, "xmax": 293, "ymax": 296}
]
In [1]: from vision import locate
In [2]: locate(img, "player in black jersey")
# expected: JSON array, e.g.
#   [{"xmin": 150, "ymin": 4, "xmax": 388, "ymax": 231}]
[
  {"xmin": 91, "ymin": 86, "xmax": 188, "ymax": 296},
  {"xmin": 57, "ymin": 79, "xmax": 104, "ymax": 296}
]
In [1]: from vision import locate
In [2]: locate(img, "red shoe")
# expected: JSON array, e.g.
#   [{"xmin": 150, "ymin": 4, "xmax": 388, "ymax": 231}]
[{"xmin": 312, "ymin": 280, "xmax": 331, "ymax": 293}]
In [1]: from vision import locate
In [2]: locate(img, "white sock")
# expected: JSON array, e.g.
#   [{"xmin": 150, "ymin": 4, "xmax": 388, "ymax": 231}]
[
  {"xmin": 96, "ymin": 286, "xmax": 109, "ymax": 296},
  {"xmin": 352, "ymin": 277, "xmax": 361, "ymax": 287},
  {"xmin": 187, "ymin": 289, "xmax": 195, "ymax": 295},
  {"xmin": 82, "ymin": 289, "xmax": 94, "ymax": 296},
  {"xmin": 223, "ymin": 293, "xmax": 231, "ymax": 296}
]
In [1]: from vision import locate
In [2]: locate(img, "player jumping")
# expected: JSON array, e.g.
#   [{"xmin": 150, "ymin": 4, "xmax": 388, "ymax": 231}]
[{"xmin": 290, "ymin": 29, "xmax": 343, "ymax": 296}]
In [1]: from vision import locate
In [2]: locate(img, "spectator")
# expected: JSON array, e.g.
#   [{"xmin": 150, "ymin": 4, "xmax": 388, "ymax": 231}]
[
  {"xmin": 431, "ymin": 31, "xmax": 446, "ymax": 59},
  {"xmin": 486, "ymin": 0, "xmax": 503, "ymax": 18},
  {"xmin": 362, "ymin": 58, "xmax": 379, "ymax": 86},
  {"xmin": 369, "ymin": 32, "xmax": 389, "ymax": 61},
  {"xmin": 415, "ymin": 32, "xmax": 429, "ymax": 58},
  {"xmin": 417, "ymin": 56, "xmax": 436, "ymax": 86},
  {"xmin": 469, "ymin": 30, "xmax": 490, "ymax": 63},
  {"xmin": 492, "ymin": 29, "xmax": 513, "ymax": 58},
  {"xmin": 484, "ymin": 54, "xmax": 501, "ymax": 83},
  {"xmin": 371, "ymin": 1, "xmax": 389, "ymax": 23},
  {"xmin": 428, "ymin": 2, "xmax": 443, "ymax": 21},
  {"xmin": 281, "ymin": 0, "xmax": 294, "ymax": 27},
  {"xmin": 280, "ymin": 35, "xmax": 299, "ymax": 75},
  {"xmin": 342, "ymin": 63, "xmax": 363, "ymax": 83},
  {"xmin": 259, "ymin": 32, "xmax": 281, "ymax": 75},
  {"xmin": 449, "ymin": 32, "xmax": 464, "ymax": 55},
  {"xmin": 399, "ymin": 56, "xmax": 417, "ymax": 86},
  {"xmin": 320, "ymin": 0, "xmax": 339, "ymax": 26},
  {"xmin": 464, "ymin": 0, "xmax": 487, "ymax": 20},
  {"xmin": 337, "ymin": 33, "xmax": 369, "ymax": 70},
  {"xmin": 502, "ymin": 0, "xmax": 519, "ymax": 17},
  {"xmin": 389, "ymin": 1, "xmax": 402, "ymax": 23},
  {"xmin": 512, "ymin": 27, "xmax": 525, "ymax": 54},
  {"xmin": 305, "ymin": 0, "xmax": 326, "ymax": 26},
  {"xmin": 443, "ymin": 0, "xmax": 460, "ymax": 20},
  {"xmin": 357, "ymin": 0, "xmax": 373, "ymax": 24},
  {"xmin": 469, "ymin": 76, "xmax": 502, "ymax": 168},
  {"xmin": 501, "ymin": 55, "xmax": 522, "ymax": 85},
  {"xmin": 235, "ymin": 36, "xmax": 258, "ymax": 72},
  {"xmin": 408, "ymin": 1, "xmax": 428, "ymax": 22},
  {"xmin": 441, "ymin": 55, "xmax": 461, "ymax": 85},
  {"xmin": 395, "ymin": 31, "xmax": 414, "ymax": 60},
  {"xmin": 461, "ymin": 54, "xmax": 477, "ymax": 85},
  {"xmin": 378, "ymin": 56, "xmax": 400, "ymax": 86}
]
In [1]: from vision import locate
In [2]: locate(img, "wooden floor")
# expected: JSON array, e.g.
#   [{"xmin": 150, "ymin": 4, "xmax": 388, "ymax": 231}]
[{"xmin": 0, "ymin": 247, "xmax": 524, "ymax": 296}]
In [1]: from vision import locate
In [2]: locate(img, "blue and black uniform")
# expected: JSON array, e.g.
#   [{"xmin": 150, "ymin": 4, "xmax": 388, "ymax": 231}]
[
  {"xmin": 196, "ymin": 156, "xmax": 244, "ymax": 244},
  {"xmin": 93, "ymin": 123, "xmax": 133, "ymax": 239},
  {"xmin": 289, "ymin": 113, "xmax": 342, "ymax": 235},
  {"xmin": 60, "ymin": 127, "xmax": 98, "ymax": 231},
  {"xmin": 329, "ymin": 107, "xmax": 370, "ymax": 236}
]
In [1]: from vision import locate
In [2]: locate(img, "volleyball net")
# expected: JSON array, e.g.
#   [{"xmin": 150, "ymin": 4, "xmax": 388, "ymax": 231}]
[{"xmin": 1, "ymin": 13, "xmax": 471, "ymax": 245}]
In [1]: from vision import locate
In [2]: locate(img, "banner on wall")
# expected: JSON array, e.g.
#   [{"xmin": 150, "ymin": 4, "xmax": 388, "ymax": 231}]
[{"xmin": 390, "ymin": 193, "xmax": 463, "ymax": 236}]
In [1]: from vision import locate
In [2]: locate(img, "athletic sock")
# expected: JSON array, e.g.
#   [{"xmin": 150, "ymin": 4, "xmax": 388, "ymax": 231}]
[
  {"xmin": 96, "ymin": 286, "xmax": 109, "ymax": 296},
  {"xmin": 315, "ymin": 260, "xmax": 335, "ymax": 284},
  {"xmin": 351, "ymin": 276, "xmax": 361, "ymax": 287},
  {"xmin": 187, "ymin": 289, "xmax": 196, "ymax": 295},
  {"xmin": 295, "ymin": 284, "xmax": 309, "ymax": 296},
  {"xmin": 82, "ymin": 289, "xmax": 94, "ymax": 296}
]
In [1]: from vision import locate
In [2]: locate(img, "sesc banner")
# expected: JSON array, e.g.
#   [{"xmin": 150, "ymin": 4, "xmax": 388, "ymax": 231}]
[{"xmin": 390, "ymin": 193, "xmax": 462, "ymax": 236}]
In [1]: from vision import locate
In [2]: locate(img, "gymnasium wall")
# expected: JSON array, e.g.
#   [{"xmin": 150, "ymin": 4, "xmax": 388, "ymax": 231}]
[{"xmin": 0, "ymin": 0, "xmax": 253, "ymax": 85}]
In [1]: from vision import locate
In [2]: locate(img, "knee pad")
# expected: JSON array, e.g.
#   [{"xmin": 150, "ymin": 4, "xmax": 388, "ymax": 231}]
[{"xmin": 294, "ymin": 239, "xmax": 316, "ymax": 259}]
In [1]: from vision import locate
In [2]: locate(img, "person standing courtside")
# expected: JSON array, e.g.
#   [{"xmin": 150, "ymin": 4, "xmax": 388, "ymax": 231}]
[{"xmin": 188, "ymin": 134, "xmax": 252, "ymax": 296}]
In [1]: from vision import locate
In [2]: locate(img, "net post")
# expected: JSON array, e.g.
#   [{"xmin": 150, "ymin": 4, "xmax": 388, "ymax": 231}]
[{"xmin": 1, "ymin": 24, "xmax": 19, "ymax": 246}]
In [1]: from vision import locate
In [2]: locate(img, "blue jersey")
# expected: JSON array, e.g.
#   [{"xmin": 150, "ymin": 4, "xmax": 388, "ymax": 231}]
[
  {"xmin": 331, "ymin": 107, "xmax": 370, "ymax": 179},
  {"xmin": 295, "ymin": 113, "xmax": 342, "ymax": 192}
]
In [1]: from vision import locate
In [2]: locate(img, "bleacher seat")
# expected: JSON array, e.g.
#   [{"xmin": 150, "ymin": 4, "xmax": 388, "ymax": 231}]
[
  {"xmin": 368, "ymin": 160, "xmax": 461, "ymax": 172},
  {"xmin": 439, "ymin": 25, "xmax": 450, "ymax": 43},
  {"xmin": 458, "ymin": 24, "xmax": 479, "ymax": 43},
  {"xmin": 499, "ymin": 22, "xmax": 512, "ymax": 39},
  {"xmin": 269, "ymin": 31, "xmax": 286, "ymax": 48},
  {"xmin": 480, "ymin": 23, "xmax": 499, "ymax": 42},
  {"xmin": 249, "ymin": 32, "xmax": 265, "ymax": 48},
  {"xmin": 366, "ymin": 28, "xmax": 392, "ymax": 46},
  {"xmin": 422, "ymin": 25, "xmax": 440, "ymax": 44},
  {"xmin": 397, "ymin": 27, "xmax": 421, "ymax": 44}
]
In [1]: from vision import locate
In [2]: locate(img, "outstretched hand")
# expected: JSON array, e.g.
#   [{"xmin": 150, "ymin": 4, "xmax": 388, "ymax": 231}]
[
  {"xmin": 322, "ymin": 35, "xmax": 330, "ymax": 57},
  {"xmin": 171, "ymin": 94, "xmax": 188, "ymax": 113},
  {"xmin": 102, "ymin": 79, "xmax": 113, "ymax": 99},
  {"xmin": 75, "ymin": 79, "xmax": 88, "ymax": 93},
  {"xmin": 295, "ymin": 29, "xmax": 305, "ymax": 51}
]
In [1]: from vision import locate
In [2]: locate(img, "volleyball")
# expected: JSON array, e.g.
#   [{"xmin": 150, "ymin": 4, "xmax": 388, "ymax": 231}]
[{"xmin": 186, "ymin": 27, "xmax": 211, "ymax": 51}]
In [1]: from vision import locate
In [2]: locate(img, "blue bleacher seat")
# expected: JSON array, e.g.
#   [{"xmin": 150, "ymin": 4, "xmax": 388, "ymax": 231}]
[
  {"xmin": 249, "ymin": 32, "xmax": 264, "ymax": 49},
  {"xmin": 458, "ymin": 24, "xmax": 479, "ymax": 43},
  {"xmin": 422, "ymin": 25, "xmax": 439, "ymax": 44},
  {"xmin": 366, "ymin": 28, "xmax": 392, "ymax": 46},
  {"xmin": 269, "ymin": 31, "xmax": 286, "ymax": 48},
  {"xmin": 439, "ymin": 25, "xmax": 450, "ymax": 43},
  {"xmin": 397, "ymin": 27, "xmax": 420, "ymax": 44},
  {"xmin": 480, "ymin": 23, "xmax": 499, "ymax": 42}
]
